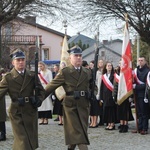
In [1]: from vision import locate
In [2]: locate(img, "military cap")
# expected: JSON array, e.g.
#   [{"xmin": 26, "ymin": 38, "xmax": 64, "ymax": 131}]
[
  {"xmin": 10, "ymin": 49, "xmax": 25, "ymax": 59},
  {"xmin": 67, "ymin": 45, "xmax": 82, "ymax": 55}
]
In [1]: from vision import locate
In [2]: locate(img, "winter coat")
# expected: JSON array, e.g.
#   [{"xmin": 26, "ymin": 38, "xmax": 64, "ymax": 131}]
[
  {"xmin": 45, "ymin": 65, "xmax": 92, "ymax": 145},
  {"xmin": 0, "ymin": 68, "xmax": 45, "ymax": 150}
]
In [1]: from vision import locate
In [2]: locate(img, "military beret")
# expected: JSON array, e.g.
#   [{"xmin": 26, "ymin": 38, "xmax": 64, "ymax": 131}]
[
  {"xmin": 10, "ymin": 49, "xmax": 25, "ymax": 59},
  {"xmin": 67, "ymin": 45, "xmax": 82, "ymax": 55}
]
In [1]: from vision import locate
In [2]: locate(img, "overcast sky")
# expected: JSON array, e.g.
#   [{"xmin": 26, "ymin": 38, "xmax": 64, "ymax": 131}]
[{"xmin": 37, "ymin": 18, "xmax": 136, "ymax": 42}]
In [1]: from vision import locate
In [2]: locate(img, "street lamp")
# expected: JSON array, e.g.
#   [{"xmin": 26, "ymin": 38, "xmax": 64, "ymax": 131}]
[{"xmin": 63, "ymin": 20, "xmax": 67, "ymax": 35}]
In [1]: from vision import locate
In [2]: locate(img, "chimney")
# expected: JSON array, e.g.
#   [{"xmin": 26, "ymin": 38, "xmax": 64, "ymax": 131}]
[
  {"xmin": 102, "ymin": 40, "xmax": 108, "ymax": 45},
  {"xmin": 77, "ymin": 32, "xmax": 80, "ymax": 35},
  {"xmin": 25, "ymin": 16, "xmax": 36, "ymax": 24}
]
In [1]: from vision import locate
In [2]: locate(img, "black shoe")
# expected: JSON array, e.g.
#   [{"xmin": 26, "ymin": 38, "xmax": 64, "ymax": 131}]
[
  {"xmin": 140, "ymin": 130, "xmax": 148, "ymax": 135},
  {"xmin": 54, "ymin": 117, "xmax": 59, "ymax": 121},
  {"xmin": 0, "ymin": 133, "xmax": 6, "ymax": 141},
  {"xmin": 68, "ymin": 144, "xmax": 76, "ymax": 150},
  {"xmin": 105, "ymin": 126, "xmax": 110, "ymax": 130},
  {"xmin": 58, "ymin": 123, "xmax": 63, "ymax": 126},
  {"xmin": 118, "ymin": 124, "xmax": 121, "ymax": 129},
  {"xmin": 119, "ymin": 125, "xmax": 124, "ymax": 133},
  {"xmin": 91, "ymin": 124, "xmax": 99, "ymax": 128},
  {"xmin": 98, "ymin": 122, "xmax": 104, "ymax": 126},
  {"xmin": 108, "ymin": 125, "xmax": 115, "ymax": 130},
  {"xmin": 122, "ymin": 125, "xmax": 128, "ymax": 133}
]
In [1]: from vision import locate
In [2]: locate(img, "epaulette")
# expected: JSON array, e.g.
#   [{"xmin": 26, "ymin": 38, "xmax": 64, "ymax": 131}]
[
  {"xmin": 62, "ymin": 67, "xmax": 68, "ymax": 71},
  {"xmin": 28, "ymin": 70, "xmax": 35, "ymax": 76},
  {"xmin": 83, "ymin": 67, "xmax": 91, "ymax": 73},
  {"xmin": 4, "ymin": 72, "xmax": 11, "ymax": 77}
]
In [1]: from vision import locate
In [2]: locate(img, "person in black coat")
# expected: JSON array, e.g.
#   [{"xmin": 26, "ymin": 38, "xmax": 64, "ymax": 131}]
[
  {"xmin": 100, "ymin": 62, "xmax": 117, "ymax": 130},
  {"xmin": 52, "ymin": 64, "xmax": 63, "ymax": 125},
  {"xmin": 133, "ymin": 56, "xmax": 150, "ymax": 135}
]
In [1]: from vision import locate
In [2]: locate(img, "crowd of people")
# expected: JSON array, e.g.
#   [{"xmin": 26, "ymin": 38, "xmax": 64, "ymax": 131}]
[{"xmin": 0, "ymin": 46, "xmax": 150, "ymax": 150}]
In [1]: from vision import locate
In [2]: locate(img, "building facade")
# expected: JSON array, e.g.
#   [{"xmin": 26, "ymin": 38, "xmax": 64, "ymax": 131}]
[{"xmin": 1, "ymin": 16, "xmax": 68, "ymax": 69}]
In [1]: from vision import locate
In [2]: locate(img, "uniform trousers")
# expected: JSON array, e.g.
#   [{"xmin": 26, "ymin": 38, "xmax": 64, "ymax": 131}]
[
  {"xmin": 137, "ymin": 97, "xmax": 149, "ymax": 131},
  {"xmin": 0, "ymin": 122, "xmax": 6, "ymax": 134},
  {"xmin": 68, "ymin": 144, "xmax": 88, "ymax": 150}
]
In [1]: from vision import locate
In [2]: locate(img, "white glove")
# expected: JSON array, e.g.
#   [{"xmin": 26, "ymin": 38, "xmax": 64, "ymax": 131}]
[
  {"xmin": 133, "ymin": 84, "xmax": 136, "ymax": 89},
  {"xmin": 129, "ymin": 97, "xmax": 133, "ymax": 102},
  {"xmin": 51, "ymin": 95, "xmax": 56, "ymax": 100},
  {"xmin": 96, "ymin": 94, "xmax": 100, "ymax": 100},
  {"xmin": 144, "ymin": 98, "xmax": 148, "ymax": 103}
]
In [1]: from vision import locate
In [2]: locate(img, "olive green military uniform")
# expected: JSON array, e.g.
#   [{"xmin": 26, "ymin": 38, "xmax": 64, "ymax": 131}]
[
  {"xmin": 45, "ymin": 65, "xmax": 91, "ymax": 145},
  {"xmin": 0, "ymin": 71, "xmax": 6, "ymax": 140},
  {"xmin": 0, "ymin": 97, "xmax": 6, "ymax": 122},
  {"xmin": 0, "ymin": 68, "xmax": 45, "ymax": 150},
  {"xmin": 0, "ymin": 73, "xmax": 6, "ymax": 122}
]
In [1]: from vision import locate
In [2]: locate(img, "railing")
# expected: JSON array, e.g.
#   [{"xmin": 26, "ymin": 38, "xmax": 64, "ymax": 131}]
[{"xmin": 1, "ymin": 35, "xmax": 42, "ymax": 45}]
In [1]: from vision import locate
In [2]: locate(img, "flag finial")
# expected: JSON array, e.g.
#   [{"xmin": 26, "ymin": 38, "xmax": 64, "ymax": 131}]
[{"xmin": 125, "ymin": 13, "xmax": 128, "ymax": 22}]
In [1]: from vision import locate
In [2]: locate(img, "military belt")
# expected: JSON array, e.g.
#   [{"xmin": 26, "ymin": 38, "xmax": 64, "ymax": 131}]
[
  {"xmin": 17, "ymin": 97, "xmax": 33, "ymax": 106},
  {"xmin": 66, "ymin": 91, "xmax": 88, "ymax": 97},
  {"xmin": 24, "ymin": 97, "xmax": 30, "ymax": 103}
]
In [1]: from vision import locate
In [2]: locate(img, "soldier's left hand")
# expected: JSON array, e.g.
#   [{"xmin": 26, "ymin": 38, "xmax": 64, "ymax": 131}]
[{"xmin": 34, "ymin": 99, "xmax": 42, "ymax": 108}]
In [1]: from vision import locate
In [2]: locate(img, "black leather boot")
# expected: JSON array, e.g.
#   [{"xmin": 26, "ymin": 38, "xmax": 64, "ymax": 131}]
[
  {"xmin": 122, "ymin": 125, "xmax": 128, "ymax": 133},
  {"xmin": 68, "ymin": 144, "xmax": 76, "ymax": 150},
  {"xmin": 119, "ymin": 125, "xmax": 124, "ymax": 133},
  {"xmin": 0, "ymin": 132, "xmax": 6, "ymax": 141}
]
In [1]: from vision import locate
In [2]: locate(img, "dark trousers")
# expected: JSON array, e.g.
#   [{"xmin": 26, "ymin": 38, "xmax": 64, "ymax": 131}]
[
  {"xmin": 0, "ymin": 122, "xmax": 6, "ymax": 134},
  {"xmin": 137, "ymin": 97, "xmax": 149, "ymax": 131}
]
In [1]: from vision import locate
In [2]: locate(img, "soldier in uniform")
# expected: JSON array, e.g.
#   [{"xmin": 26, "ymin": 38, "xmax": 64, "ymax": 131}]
[
  {"xmin": 45, "ymin": 45, "xmax": 92, "ymax": 150},
  {"xmin": 0, "ymin": 49, "xmax": 45, "ymax": 150},
  {"xmin": 0, "ymin": 97, "xmax": 6, "ymax": 141},
  {"xmin": 0, "ymin": 68, "xmax": 7, "ymax": 141}
]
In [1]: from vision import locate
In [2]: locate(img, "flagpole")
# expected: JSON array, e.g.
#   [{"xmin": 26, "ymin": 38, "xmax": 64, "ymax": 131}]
[
  {"xmin": 125, "ymin": 13, "xmax": 139, "ymax": 132},
  {"xmin": 55, "ymin": 20, "xmax": 69, "ymax": 100}
]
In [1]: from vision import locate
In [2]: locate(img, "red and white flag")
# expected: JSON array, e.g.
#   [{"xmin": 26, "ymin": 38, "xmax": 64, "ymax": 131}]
[{"xmin": 117, "ymin": 23, "xmax": 133, "ymax": 105}]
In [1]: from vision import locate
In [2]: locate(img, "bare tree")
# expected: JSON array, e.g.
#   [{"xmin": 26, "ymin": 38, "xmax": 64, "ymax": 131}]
[
  {"xmin": 0, "ymin": 0, "xmax": 70, "ymax": 66},
  {"xmin": 0, "ymin": 0, "xmax": 69, "ymax": 26},
  {"xmin": 70, "ymin": 0, "xmax": 150, "ymax": 46}
]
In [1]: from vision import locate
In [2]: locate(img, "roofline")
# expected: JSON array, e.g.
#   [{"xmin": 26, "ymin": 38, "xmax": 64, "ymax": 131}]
[
  {"xmin": 15, "ymin": 17, "xmax": 71, "ymax": 38},
  {"xmin": 83, "ymin": 44, "xmax": 121, "ymax": 58}
]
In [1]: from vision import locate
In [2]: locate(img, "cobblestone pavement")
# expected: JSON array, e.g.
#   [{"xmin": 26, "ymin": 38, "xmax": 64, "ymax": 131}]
[{"xmin": 1, "ymin": 96, "xmax": 150, "ymax": 150}]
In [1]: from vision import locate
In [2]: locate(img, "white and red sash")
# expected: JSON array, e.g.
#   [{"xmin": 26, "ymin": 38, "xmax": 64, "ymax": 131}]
[
  {"xmin": 147, "ymin": 71, "xmax": 150, "ymax": 87},
  {"xmin": 114, "ymin": 73, "xmax": 120, "ymax": 83},
  {"xmin": 38, "ymin": 73, "xmax": 48, "ymax": 85},
  {"xmin": 133, "ymin": 68, "xmax": 144, "ymax": 85},
  {"xmin": 102, "ymin": 74, "xmax": 114, "ymax": 91}
]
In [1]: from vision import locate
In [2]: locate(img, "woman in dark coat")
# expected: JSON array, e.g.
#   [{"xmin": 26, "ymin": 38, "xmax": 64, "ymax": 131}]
[{"xmin": 100, "ymin": 62, "xmax": 117, "ymax": 130}]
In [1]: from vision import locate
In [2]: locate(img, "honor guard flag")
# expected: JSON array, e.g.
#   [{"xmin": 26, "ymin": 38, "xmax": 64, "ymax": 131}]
[
  {"xmin": 117, "ymin": 22, "xmax": 133, "ymax": 105},
  {"xmin": 55, "ymin": 35, "xmax": 70, "ymax": 100}
]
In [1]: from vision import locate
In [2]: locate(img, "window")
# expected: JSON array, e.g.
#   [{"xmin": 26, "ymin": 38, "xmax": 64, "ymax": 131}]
[
  {"xmin": 101, "ymin": 51, "xmax": 105, "ymax": 57},
  {"xmin": 43, "ymin": 48, "xmax": 49, "ymax": 60},
  {"xmin": 5, "ymin": 23, "xmax": 12, "ymax": 41}
]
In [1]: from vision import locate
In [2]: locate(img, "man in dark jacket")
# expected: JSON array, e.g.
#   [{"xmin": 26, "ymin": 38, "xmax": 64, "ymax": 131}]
[
  {"xmin": 133, "ymin": 56, "xmax": 149, "ymax": 135},
  {"xmin": 45, "ymin": 45, "xmax": 92, "ymax": 150}
]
